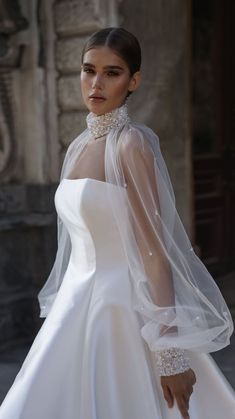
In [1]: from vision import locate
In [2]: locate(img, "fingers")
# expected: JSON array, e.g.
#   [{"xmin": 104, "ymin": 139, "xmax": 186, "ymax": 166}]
[
  {"xmin": 160, "ymin": 368, "xmax": 196, "ymax": 418},
  {"xmin": 162, "ymin": 385, "xmax": 174, "ymax": 408},
  {"xmin": 192, "ymin": 370, "xmax": 197, "ymax": 385},
  {"xmin": 162, "ymin": 388, "xmax": 191, "ymax": 418},
  {"xmin": 176, "ymin": 395, "xmax": 190, "ymax": 419}
]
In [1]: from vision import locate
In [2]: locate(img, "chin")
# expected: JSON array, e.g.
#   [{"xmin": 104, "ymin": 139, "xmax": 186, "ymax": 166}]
[
  {"xmin": 89, "ymin": 104, "xmax": 112, "ymax": 116},
  {"xmin": 86, "ymin": 99, "xmax": 124, "ymax": 115}
]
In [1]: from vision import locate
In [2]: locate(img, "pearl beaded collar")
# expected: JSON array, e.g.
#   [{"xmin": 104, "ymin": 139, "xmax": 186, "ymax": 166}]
[{"xmin": 86, "ymin": 104, "xmax": 130, "ymax": 140}]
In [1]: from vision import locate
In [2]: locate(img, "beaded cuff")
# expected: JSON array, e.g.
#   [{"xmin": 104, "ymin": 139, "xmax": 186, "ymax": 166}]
[{"xmin": 155, "ymin": 348, "xmax": 190, "ymax": 376}]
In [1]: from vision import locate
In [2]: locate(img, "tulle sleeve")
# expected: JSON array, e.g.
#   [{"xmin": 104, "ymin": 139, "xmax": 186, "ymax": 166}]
[
  {"xmin": 112, "ymin": 124, "xmax": 233, "ymax": 365},
  {"xmin": 119, "ymin": 126, "xmax": 175, "ymax": 311},
  {"xmin": 38, "ymin": 130, "xmax": 89, "ymax": 317}
]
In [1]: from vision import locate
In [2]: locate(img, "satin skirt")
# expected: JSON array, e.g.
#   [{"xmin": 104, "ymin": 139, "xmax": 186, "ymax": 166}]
[{"xmin": 0, "ymin": 261, "xmax": 234, "ymax": 419}]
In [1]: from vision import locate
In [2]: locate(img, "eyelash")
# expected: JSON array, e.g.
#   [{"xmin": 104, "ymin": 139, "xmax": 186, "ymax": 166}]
[{"xmin": 83, "ymin": 68, "xmax": 120, "ymax": 77}]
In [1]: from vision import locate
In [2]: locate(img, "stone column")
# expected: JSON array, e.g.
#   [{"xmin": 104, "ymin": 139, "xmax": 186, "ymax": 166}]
[
  {"xmin": 0, "ymin": 0, "xmax": 59, "ymax": 351},
  {"xmin": 55, "ymin": 0, "xmax": 100, "ymax": 162}
]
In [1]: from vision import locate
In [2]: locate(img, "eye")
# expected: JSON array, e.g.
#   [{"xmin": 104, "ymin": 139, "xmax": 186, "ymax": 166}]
[
  {"xmin": 82, "ymin": 67, "xmax": 95, "ymax": 74},
  {"xmin": 106, "ymin": 70, "xmax": 120, "ymax": 77}
]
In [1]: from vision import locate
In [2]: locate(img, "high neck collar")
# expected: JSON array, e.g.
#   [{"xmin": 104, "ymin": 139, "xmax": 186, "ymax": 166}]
[{"xmin": 86, "ymin": 104, "xmax": 130, "ymax": 140}]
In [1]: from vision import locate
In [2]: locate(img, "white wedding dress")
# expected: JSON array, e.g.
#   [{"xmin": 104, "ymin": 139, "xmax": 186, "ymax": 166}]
[{"xmin": 0, "ymin": 177, "xmax": 234, "ymax": 419}]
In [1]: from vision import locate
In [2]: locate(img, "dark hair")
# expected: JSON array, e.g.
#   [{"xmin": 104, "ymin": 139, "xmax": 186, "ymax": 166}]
[{"xmin": 81, "ymin": 27, "xmax": 141, "ymax": 75}]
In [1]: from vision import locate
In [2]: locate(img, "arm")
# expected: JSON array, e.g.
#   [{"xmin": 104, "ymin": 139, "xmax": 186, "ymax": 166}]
[
  {"xmin": 120, "ymin": 127, "xmax": 175, "ymax": 309},
  {"xmin": 119, "ymin": 127, "xmax": 196, "ymax": 418}
]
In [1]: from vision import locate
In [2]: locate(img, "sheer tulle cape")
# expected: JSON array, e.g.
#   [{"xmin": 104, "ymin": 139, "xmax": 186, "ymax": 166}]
[{"xmin": 38, "ymin": 121, "xmax": 234, "ymax": 353}]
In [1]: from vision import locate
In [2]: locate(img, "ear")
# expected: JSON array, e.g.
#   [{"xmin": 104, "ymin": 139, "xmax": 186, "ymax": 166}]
[{"xmin": 128, "ymin": 71, "xmax": 141, "ymax": 93}]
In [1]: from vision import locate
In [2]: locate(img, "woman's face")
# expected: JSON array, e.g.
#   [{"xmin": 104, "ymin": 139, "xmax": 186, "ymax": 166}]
[{"xmin": 80, "ymin": 46, "xmax": 140, "ymax": 115}]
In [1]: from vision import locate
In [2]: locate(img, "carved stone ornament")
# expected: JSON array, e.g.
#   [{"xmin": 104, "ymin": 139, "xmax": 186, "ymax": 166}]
[
  {"xmin": 0, "ymin": 1, "xmax": 29, "ymax": 178},
  {"xmin": 0, "ymin": 99, "xmax": 11, "ymax": 173},
  {"xmin": 0, "ymin": 73, "xmax": 15, "ymax": 177},
  {"xmin": 0, "ymin": 0, "xmax": 28, "ymax": 65}
]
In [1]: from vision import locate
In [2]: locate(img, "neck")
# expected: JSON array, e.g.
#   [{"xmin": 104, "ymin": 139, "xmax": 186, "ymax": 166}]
[{"xmin": 86, "ymin": 104, "xmax": 130, "ymax": 140}]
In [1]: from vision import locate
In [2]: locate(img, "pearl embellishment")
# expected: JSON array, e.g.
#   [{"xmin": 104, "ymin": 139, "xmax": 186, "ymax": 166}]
[
  {"xmin": 86, "ymin": 104, "xmax": 130, "ymax": 139},
  {"xmin": 155, "ymin": 348, "xmax": 190, "ymax": 376}
]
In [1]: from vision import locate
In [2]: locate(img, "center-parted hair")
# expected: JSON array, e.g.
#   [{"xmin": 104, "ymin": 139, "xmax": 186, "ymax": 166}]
[{"xmin": 81, "ymin": 27, "xmax": 141, "ymax": 75}]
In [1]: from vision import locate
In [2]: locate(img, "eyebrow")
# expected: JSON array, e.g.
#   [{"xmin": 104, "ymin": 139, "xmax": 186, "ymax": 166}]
[{"xmin": 82, "ymin": 63, "xmax": 124, "ymax": 71}]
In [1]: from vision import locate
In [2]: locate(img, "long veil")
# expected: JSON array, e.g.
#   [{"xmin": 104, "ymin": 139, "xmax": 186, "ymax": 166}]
[{"xmin": 38, "ymin": 114, "xmax": 233, "ymax": 354}]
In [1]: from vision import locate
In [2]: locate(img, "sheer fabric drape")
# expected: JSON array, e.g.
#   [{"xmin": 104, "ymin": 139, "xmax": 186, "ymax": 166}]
[{"xmin": 38, "ymin": 113, "xmax": 233, "ymax": 355}]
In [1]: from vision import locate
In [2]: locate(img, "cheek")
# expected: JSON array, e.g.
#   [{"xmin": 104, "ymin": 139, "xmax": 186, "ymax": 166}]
[
  {"xmin": 80, "ymin": 74, "xmax": 90, "ymax": 92},
  {"xmin": 111, "ymin": 78, "xmax": 130, "ymax": 96}
]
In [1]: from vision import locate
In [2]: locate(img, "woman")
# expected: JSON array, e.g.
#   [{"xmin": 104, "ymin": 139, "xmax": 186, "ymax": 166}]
[{"xmin": 0, "ymin": 27, "xmax": 234, "ymax": 419}]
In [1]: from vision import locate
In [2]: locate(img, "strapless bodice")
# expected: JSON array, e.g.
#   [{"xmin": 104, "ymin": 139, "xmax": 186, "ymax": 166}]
[{"xmin": 54, "ymin": 177, "xmax": 129, "ymax": 281}]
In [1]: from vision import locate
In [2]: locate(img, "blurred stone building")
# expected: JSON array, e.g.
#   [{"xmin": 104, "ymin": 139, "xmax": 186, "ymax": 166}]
[{"xmin": 0, "ymin": 0, "xmax": 234, "ymax": 350}]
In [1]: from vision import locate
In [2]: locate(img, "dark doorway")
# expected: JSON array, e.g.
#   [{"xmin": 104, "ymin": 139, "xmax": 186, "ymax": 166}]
[{"xmin": 192, "ymin": 0, "xmax": 235, "ymax": 275}]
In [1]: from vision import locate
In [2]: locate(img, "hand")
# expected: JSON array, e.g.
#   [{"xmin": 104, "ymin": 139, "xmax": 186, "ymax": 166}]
[{"xmin": 160, "ymin": 368, "xmax": 196, "ymax": 419}]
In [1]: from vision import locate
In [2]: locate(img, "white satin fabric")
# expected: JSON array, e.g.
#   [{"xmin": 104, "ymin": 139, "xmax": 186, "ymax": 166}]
[{"xmin": 0, "ymin": 178, "xmax": 234, "ymax": 418}]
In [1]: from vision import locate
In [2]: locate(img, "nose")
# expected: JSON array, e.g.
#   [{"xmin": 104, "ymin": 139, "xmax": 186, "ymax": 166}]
[{"xmin": 92, "ymin": 74, "xmax": 103, "ymax": 89}]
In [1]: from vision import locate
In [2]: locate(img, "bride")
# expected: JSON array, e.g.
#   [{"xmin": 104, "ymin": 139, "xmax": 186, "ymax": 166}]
[{"xmin": 0, "ymin": 27, "xmax": 234, "ymax": 419}]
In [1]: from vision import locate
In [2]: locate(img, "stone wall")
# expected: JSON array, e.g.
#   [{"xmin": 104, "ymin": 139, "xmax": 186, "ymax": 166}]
[
  {"xmin": 54, "ymin": 0, "xmax": 121, "ymax": 162},
  {"xmin": 0, "ymin": 0, "xmax": 193, "ymax": 350},
  {"xmin": 120, "ymin": 0, "xmax": 193, "ymax": 239},
  {"xmin": 55, "ymin": 0, "xmax": 193, "ymax": 236},
  {"xmin": 0, "ymin": 0, "xmax": 124, "ymax": 350}
]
